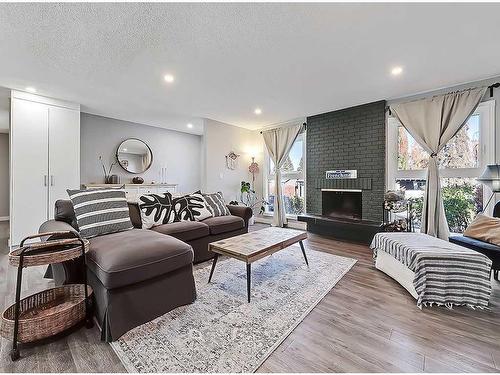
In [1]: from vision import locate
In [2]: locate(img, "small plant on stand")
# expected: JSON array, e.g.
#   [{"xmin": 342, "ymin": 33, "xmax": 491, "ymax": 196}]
[
  {"xmin": 230, "ymin": 157, "xmax": 267, "ymax": 225},
  {"xmin": 238, "ymin": 181, "xmax": 267, "ymax": 225}
]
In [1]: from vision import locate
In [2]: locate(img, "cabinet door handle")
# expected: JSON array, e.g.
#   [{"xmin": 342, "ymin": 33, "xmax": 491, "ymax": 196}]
[
  {"xmin": 44, "ymin": 175, "xmax": 48, "ymax": 187},
  {"xmin": 50, "ymin": 175, "xmax": 54, "ymax": 186}
]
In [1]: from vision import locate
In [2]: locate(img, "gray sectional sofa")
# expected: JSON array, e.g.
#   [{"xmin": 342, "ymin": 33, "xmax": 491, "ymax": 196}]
[
  {"xmin": 449, "ymin": 201, "xmax": 500, "ymax": 280},
  {"xmin": 40, "ymin": 199, "xmax": 253, "ymax": 341}
]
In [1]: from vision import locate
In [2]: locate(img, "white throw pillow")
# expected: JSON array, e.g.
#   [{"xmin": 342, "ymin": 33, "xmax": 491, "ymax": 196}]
[{"xmin": 138, "ymin": 192, "xmax": 176, "ymax": 229}]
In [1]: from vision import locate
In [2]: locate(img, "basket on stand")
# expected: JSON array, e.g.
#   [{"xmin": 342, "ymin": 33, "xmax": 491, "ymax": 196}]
[{"xmin": 1, "ymin": 231, "xmax": 94, "ymax": 361}]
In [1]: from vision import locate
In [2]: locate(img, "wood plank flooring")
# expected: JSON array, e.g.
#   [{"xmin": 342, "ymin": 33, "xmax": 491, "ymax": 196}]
[{"xmin": 1, "ymin": 221, "xmax": 499, "ymax": 372}]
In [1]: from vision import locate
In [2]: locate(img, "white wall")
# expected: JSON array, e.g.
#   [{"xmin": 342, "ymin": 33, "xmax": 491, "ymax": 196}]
[
  {"xmin": 81, "ymin": 113, "xmax": 202, "ymax": 193},
  {"xmin": 202, "ymin": 118, "xmax": 264, "ymax": 204},
  {"xmin": 0, "ymin": 88, "xmax": 9, "ymax": 219},
  {"xmin": 0, "ymin": 134, "xmax": 9, "ymax": 218}
]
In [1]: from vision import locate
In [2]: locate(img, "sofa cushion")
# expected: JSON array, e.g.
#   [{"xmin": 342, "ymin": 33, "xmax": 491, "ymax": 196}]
[
  {"xmin": 54, "ymin": 199, "xmax": 142, "ymax": 230},
  {"xmin": 463, "ymin": 213, "xmax": 500, "ymax": 246},
  {"xmin": 203, "ymin": 192, "xmax": 230, "ymax": 217},
  {"xmin": 87, "ymin": 229, "xmax": 193, "ymax": 289},
  {"xmin": 449, "ymin": 234, "xmax": 500, "ymax": 254},
  {"xmin": 127, "ymin": 202, "xmax": 142, "ymax": 228},
  {"xmin": 202, "ymin": 215, "xmax": 244, "ymax": 235},
  {"xmin": 67, "ymin": 188, "xmax": 133, "ymax": 238},
  {"xmin": 151, "ymin": 221, "xmax": 210, "ymax": 242},
  {"xmin": 54, "ymin": 199, "xmax": 79, "ymax": 230},
  {"xmin": 138, "ymin": 192, "xmax": 176, "ymax": 229},
  {"xmin": 172, "ymin": 192, "xmax": 212, "ymax": 222}
]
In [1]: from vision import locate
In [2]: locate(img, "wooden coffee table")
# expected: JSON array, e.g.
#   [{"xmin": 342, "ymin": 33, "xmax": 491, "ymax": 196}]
[{"xmin": 208, "ymin": 227, "xmax": 308, "ymax": 302}]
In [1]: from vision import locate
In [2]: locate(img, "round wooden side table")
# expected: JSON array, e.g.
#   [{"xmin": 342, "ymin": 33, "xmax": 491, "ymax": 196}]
[{"xmin": 1, "ymin": 231, "xmax": 94, "ymax": 361}]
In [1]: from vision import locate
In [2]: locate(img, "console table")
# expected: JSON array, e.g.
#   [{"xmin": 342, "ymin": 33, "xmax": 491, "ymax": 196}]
[{"xmin": 83, "ymin": 183, "xmax": 179, "ymax": 201}]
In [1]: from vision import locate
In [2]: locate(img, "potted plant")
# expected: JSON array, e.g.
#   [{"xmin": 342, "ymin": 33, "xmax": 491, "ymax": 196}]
[{"xmin": 237, "ymin": 181, "xmax": 267, "ymax": 225}]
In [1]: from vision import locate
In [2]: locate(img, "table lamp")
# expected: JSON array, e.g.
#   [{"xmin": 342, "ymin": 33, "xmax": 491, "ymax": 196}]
[{"xmin": 477, "ymin": 164, "xmax": 500, "ymax": 212}]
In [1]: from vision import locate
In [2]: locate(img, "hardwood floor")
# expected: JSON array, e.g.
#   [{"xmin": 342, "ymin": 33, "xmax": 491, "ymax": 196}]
[{"xmin": 1, "ymin": 220, "xmax": 499, "ymax": 372}]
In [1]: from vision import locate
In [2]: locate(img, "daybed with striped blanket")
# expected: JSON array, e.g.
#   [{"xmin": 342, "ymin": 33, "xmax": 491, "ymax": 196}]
[{"xmin": 370, "ymin": 232, "xmax": 492, "ymax": 309}]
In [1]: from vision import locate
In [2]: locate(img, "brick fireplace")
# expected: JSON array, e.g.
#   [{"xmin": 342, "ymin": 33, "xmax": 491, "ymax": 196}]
[
  {"xmin": 298, "ymin": 100, "xmax": 386, "ymax": 243},
  {"xmin": 305, "ymin": 100, "xmax": 386, "ymax": 222}
]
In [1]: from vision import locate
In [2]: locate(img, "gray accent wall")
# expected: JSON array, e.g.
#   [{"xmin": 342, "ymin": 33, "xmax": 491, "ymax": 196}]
[
  {"xmin": 0, "ymin": 133, "xmax": 8, "ymax": 218},
  {"xmin": 306, "ymin": 100, "xmax": 386, "ymax": 221},
  {"xmin": 81, "ymin": 113, "xmax": 202, "ymax": 193}
]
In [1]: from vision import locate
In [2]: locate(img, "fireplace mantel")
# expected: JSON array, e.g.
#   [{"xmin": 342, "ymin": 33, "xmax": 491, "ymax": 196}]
[{"xmin": 312, "ymin": 177, "xmax": 372, "ymax": 191}]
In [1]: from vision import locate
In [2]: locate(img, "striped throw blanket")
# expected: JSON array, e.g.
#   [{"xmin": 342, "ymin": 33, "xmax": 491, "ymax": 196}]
[{"xmin": 370, "ymin": 232, "xmax": 492, "ymax": 309}]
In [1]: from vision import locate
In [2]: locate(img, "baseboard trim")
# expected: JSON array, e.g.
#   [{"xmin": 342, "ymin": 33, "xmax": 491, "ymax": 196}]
[{"xmin": 0, "ymin": 216, "xmax": 9, "ymax": 222}]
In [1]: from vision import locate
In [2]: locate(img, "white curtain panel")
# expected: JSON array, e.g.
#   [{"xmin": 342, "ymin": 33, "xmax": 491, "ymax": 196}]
[
  {"xmin": 262, "ymin": 123, "xmax": 304, "ymax": 227},
  {"xmin": 391, "ymin": 87, "xmax": 487, "ymax": 240}
]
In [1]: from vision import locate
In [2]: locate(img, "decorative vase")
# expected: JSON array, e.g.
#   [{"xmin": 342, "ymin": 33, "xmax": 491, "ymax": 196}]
[
  {"xmin": 109, "ymin": 174, "xmax": 119, "ymax": 184},
  {"xmin": 132, "ymin": 176, "xmax": 144, "ymax": 184}
]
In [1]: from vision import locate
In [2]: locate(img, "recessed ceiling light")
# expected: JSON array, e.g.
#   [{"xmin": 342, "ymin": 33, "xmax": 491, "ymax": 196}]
[
  {"xmin": 391, "ymin": 66, "xmax": 403, "ymax": 76},
  {"xmin": 25, "ymin": 87, "xmax": 37, "ymax": 93},
  {"xmin": 187, "ymin": 123, "xmax": 193, "ymax": 129},
  {"xmin": 254, "ymin": 108, "xmax": 262, "ymax": 115},
  {"xmin": 164, "ymin": 74, "xmax": 175, "ymax": 83}
]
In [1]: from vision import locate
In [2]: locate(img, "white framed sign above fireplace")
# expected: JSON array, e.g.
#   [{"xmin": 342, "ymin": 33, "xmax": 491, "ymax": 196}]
[{"xmin": 325, "ymin": 170, "xmax": 357, "ymax": 179}]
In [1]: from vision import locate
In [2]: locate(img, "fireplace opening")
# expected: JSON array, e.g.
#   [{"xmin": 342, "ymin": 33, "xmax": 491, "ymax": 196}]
[{"xmin": 322, "ymin": 189, "xmax": 362, "ymax": 220}]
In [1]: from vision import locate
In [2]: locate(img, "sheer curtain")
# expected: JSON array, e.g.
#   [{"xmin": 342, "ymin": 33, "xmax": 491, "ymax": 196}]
[
  {"xmin": 262, "ymin": 123, "xmax": 304, "ymax": 227},
  {"xmin": 391, "ymin": 87, "xmax": 486, "ymax": 239}
]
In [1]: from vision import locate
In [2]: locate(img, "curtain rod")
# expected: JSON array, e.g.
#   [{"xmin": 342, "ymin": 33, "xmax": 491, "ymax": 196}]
[
  {"xmin": 260, "ymin": 122, "xmax": 307, "ymax": 134},
  {"xmin": 489, "ymin": 82, "xmax": 500, "ymax": 97},
  {"xmin": 385, "ymin": 83, "xmax": 500, "ymax": 115}
]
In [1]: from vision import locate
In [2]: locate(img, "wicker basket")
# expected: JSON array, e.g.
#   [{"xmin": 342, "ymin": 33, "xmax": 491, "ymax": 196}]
[
  {"xmin": 0, "ymin": 284, "xmax": 93, "ymax": 343},
  {"xmin": 9, "ymin": 232, "xmax": 89, "ymax": 268}
]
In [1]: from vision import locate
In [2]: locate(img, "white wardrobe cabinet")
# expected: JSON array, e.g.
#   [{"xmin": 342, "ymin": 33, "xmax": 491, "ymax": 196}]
[{"xmin": 10, "ymin": 91, "xmax": 80, "ymax": 247}]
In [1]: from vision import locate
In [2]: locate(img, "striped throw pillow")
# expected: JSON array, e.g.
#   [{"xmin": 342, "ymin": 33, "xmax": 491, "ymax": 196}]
[
  {"xmin": 66, "ymin": 188, "xmax": 133, "ymax": 238},
  {"xmin": 203, "ymin": 192, "xmax": 230, "ymax": 217}
]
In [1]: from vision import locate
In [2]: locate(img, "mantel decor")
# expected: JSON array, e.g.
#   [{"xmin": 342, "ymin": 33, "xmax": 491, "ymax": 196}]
[{"xmin": 325, "ymin": 170, "xmax": 357, "ymax": 179}]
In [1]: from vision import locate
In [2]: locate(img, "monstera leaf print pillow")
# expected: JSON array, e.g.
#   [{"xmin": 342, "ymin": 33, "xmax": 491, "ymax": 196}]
[
  {"xmin": 138, "ymin": 192, "xmax": 176, "ymax": 229},
  {"xmin": 172, "ymin": 191, "xmax": 212, "ymax": 222}
]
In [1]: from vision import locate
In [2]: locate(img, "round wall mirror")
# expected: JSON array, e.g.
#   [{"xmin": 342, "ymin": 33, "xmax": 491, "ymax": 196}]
[{"xmin": 116, "ymin": 138, "xmax": 153, "ymax": 174}]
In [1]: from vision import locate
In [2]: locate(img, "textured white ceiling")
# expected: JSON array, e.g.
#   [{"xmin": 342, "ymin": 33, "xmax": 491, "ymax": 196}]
[{"xmin": 0, "ymin": 3, "xmax": 499, "ymax": 134}]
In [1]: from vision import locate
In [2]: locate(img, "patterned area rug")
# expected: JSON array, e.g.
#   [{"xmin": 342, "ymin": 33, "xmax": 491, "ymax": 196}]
[{"xmin": 111, "ymin": 245, "xmax": 356, "ymax": 373}]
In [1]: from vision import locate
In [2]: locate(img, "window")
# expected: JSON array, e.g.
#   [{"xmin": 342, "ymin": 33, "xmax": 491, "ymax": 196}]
[
  {"xmin": 387, "ymin": 100, "xmax": 495, "ymax": 233},
  {"xmin": 264, "ymin": 132, "xmax": 306, "ymax": 217},
  {"xmin": 397, "ymin": 114, "xmax": 481, "ymax": 171}
]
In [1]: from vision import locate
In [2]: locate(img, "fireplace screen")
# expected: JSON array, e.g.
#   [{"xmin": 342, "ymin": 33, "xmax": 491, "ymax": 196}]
[{"xmin": 322, "ymin": 190, "xmax": 362, "ymax": 220}]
